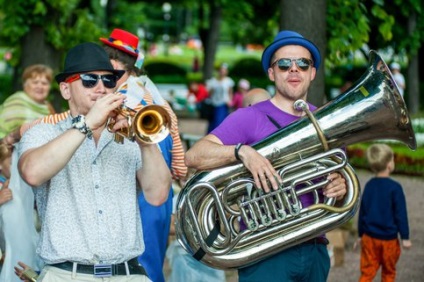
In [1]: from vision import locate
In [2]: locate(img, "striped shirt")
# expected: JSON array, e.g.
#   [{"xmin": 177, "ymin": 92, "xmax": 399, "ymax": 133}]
[{"xmin": 0, "ymin": 91, "xmax": 55, "ymax": 138}]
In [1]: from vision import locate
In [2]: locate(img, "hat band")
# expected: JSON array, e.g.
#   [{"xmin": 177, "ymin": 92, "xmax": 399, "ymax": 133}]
[{"xmin": 108, "ymin": 37, "xmax": 139, "ymax": 54}]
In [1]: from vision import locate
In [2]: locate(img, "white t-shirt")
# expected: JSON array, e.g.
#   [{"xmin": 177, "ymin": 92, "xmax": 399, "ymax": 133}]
[
  {"xmin": 206, "ymin": 77, "xmax": 235, "ymax": 106},
  {"xmin": 393, "ymin": 72, "xmax": 405, "ymax": 97}
]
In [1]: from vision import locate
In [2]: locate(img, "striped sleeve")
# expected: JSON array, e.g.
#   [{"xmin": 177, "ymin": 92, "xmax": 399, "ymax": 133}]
[
  {"xmin": 138, "ymin": 94, "xmax": 188, "ymax": 180},
  {"xmin": 20, "ymin": 111, "xmax": 70, "ymax": 136}
]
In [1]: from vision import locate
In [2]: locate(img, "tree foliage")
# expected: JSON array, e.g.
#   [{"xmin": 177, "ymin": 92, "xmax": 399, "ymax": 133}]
[
  {"xmin": 0, "ymin": 0, "xmax": 104, "ymax": 53},
  {"xmin": 0, "ymin": 0, "xmax": 423, "ymax": 110}
]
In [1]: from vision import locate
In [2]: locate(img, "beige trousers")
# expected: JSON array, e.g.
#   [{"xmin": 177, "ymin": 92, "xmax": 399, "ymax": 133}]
[{"xmin": 37, "ymin": 265, "xmax": 152, "ymax": 282}]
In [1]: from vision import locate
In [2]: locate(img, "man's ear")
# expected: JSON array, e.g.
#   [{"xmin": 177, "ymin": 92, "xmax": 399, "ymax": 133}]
[
  {"xmin": 310, "ymin": 67, "xmax": 317, "ymax": 81},
  {"xmin": 59, "ymin": 82, "xmax": 71, "ymax": 101},
  {"xmin": 268, "ymin": 68, "xmax": 275, "ymax": 82}
]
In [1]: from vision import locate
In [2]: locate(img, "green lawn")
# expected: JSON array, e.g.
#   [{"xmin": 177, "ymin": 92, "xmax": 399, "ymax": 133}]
[{"xmin": 146, "ymin": 42, "xmax": 262, "ymax": 71}]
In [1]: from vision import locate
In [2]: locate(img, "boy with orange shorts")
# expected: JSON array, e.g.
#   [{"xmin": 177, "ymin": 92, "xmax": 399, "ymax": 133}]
[{"xmin": 357, "ymin": 144, "xmax": 412, "ymax": 282}]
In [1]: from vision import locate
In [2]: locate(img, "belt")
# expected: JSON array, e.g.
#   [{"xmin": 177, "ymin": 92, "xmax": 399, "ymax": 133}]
[
  {"xmin": 302, "ymin": 237, "xmax": 329, "ymax": 245},
  {"xmin": 49, "ymin": 257, "xmax": 147, "ymax": 277}
]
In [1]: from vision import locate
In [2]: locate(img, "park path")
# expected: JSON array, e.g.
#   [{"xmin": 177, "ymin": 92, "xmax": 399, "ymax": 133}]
[{"xmin": 170, "ymin": 117, "xmax": 424, "ymax": 282}]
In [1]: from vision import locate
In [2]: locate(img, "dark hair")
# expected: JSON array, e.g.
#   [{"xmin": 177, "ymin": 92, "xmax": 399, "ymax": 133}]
[{"xmin": 103, "ymin": 45, "xmax": 144, "ymax": 76}]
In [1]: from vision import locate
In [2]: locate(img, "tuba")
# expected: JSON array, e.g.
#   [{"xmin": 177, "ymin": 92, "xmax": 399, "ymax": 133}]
[{"xmin": 175, "ymin": 50, "xmax": 417, "ymax": 270}]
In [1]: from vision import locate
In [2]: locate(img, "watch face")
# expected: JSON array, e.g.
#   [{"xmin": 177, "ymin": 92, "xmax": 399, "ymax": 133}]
[{"xmin": 72, "ymin": 115, "xmax": 86, "ymax": 129}]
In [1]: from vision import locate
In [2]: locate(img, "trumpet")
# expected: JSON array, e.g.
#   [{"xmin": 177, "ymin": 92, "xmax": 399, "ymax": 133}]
[{"xmin": 107, "ymin": 104, "xmax": 171, "ymax": 144}]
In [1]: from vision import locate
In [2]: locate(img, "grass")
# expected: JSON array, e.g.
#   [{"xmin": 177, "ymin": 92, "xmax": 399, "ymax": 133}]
[{"xmin": 145, "ymin": 42, "xmax": 262, "ymax": 71}]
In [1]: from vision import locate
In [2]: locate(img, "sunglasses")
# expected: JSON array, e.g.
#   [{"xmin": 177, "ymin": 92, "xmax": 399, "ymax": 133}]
[
  {"xmin": 271, "ymin": 58, "xmax": 314, "ymax": 72},
  {"xmin": 65, "ymin": 73, "xmax": 118, "ymax": 89}
]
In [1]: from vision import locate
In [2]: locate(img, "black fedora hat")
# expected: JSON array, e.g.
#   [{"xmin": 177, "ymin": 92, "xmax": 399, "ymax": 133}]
[{"xmin": 55, "ymin": 42, "xmax": 125, "ymax": 83}]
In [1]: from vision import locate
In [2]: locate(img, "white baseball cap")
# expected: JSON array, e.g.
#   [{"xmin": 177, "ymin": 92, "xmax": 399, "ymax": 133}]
[{"xmin": 390, "ymin": 62, "xmax": 400, "ymax": 70}]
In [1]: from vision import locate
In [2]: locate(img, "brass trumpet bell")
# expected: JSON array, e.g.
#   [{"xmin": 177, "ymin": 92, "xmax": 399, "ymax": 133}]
[{"xmin": 107, "ymin": 104, "xmax": 171, "ymax": 144}]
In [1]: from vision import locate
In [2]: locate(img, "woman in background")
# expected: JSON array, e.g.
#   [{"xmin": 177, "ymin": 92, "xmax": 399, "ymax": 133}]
[{"xmin": 0, "ymin": 64, "xmax": 55, "ymax": 144}]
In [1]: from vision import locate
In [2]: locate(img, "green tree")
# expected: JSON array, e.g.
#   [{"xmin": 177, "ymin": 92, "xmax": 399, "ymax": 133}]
[
  {"xmin": 279, "ymin": 0, "xmax": 327, "ymax": 106},
  {"xmin": 0, "ymin": 0, "xmax": 106, "ymax": 92}
]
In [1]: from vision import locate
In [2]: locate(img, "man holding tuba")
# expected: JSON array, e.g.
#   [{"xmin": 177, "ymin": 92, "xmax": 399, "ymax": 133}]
[{"xmin": 185, "ymin": 30, "xmax": 347, "ymax": 282}]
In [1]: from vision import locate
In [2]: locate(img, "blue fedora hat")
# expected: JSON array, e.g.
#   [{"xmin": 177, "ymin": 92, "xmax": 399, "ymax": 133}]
[{"xmin": 261, "ymin": 30, "xmax": 321, "ymax": 73}]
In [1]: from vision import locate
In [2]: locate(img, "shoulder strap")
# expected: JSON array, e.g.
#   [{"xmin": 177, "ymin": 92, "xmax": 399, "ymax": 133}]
[{"xmin": 266, "ymin": 114, "xmax": 282, "ymax": 129}]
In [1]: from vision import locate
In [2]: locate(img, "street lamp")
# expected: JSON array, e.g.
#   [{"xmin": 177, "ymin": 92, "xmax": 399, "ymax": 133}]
[{"xmin": 162, "ymin": 2, "xmax": 172, "ymax": 56}]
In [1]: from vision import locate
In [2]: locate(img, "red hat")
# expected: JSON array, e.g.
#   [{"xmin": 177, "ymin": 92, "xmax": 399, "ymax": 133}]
[{"xmin": 100, "ymin": 28, "xmax": 139, "ymax": 57}]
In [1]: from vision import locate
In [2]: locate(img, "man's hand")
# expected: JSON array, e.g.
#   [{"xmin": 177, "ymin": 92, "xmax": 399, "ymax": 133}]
[
  {"xmin": 323, "ymin": 172, "xmax": 346, "ymax": 200},
  {"xmin": 85, "ymin": 93, "xmax": 126, "ymax": 131},
  {"xmin": 238, "ymin": 145, "xmax": 282, "ymax": 193}
]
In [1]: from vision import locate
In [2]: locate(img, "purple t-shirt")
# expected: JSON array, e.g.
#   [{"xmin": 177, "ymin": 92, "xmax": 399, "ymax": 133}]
[
  {"xmin": 212, "ymin": 99, "xmax": 317, "ymax": 146},
  {"xmin": 211, "ymin": 99, "xmax": 319, "ymax": 213}
]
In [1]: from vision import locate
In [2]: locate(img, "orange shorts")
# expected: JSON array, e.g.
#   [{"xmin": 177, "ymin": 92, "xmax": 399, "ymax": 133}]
[{"xmin": 359, "ymin": 234, "xmax": 400, "ymax": 282}]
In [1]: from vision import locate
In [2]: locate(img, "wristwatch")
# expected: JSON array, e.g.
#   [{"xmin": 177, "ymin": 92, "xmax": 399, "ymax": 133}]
[{"xmin": 71, "ymin": 115, "xmax": 93, "ymax": 139}]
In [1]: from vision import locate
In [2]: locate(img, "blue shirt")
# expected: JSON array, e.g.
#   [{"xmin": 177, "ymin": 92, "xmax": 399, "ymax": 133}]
[{"xmin": 358, "ymin": 177, "xmax": 410, "ymax": 240}]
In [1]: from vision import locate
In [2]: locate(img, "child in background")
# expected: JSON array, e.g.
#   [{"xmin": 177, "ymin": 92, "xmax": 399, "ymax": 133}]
[
  {"xmin": 356, "ymin": 143, "xmax": 412, "ymax": 282},
  {"xmin": 188, "ymin": 80, "xmax": 210, "ymax": 120}
]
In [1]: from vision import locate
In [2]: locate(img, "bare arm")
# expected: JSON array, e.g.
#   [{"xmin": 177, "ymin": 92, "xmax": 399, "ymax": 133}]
[
  {"xmin": 19, "ymin": 129, "xmax": 86, "ymax": 186},
  {"xmin": 136, "ymin": 143, "xmax": 172, "ymax": 206},
  {"xmin": 185, "ymin": 134, "xmax": 282, "ymax": 192},
  {"xmin": 184, "ymin": 134, "xmax": 235, "ymax": 170}
]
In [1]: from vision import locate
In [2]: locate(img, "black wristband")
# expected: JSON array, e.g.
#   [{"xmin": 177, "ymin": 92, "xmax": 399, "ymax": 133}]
[{"xmin": 235, "ymin": 143, "xmax": 243, "ymax": 161}]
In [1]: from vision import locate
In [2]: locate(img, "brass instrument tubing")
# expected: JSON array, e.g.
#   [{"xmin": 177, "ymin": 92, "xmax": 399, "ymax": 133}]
[{"xmin": 294, "ymin": 100, "xmax": 329, "ymax": 151}]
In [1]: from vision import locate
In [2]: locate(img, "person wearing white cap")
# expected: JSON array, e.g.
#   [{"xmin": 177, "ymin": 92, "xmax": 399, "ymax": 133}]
[
  {"xmin": 205, "ymin": 63, "xmax": 235, "ymax": 132},
  {"xmin": 390, "ymin": 62, "xmax": 405, "ymax": 97}
]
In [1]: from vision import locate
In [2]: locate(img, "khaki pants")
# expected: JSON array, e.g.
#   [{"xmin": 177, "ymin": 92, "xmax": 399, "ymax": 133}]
[{"xmin": 38, "ymin": 265, "xmax": 152, "ymax": 282}]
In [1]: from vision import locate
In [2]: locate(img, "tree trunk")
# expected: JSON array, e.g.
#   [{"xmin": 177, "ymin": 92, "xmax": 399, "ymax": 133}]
[
  {"xmin": 407, "ymin": 12, "xmax": 420, "ymax": 114},
  {"xmin": 16, "ymin": 26, "xmax": 62, "ymax": 110},
  {"xmin": 200, "ymin": 1, "xmax": 222, "ymax": 80},
  {"xmin": 280, "ymin": 0, "xmax": 327, "ymax": 106}
]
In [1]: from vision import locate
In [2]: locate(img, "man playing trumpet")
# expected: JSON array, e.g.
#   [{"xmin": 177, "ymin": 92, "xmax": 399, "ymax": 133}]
[{"xmin": 18, "ymin": 42, "xmax": 171, "ymax": 281}]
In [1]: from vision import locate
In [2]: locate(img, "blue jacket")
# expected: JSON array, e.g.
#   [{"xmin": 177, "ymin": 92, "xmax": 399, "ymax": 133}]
[{"xmin": 358, "ymin": 177, "xmax": 409, "ymax": 240}]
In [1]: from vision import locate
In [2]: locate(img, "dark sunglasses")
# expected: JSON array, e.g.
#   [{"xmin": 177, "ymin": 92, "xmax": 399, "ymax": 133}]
[
  {"xmin": 65, "ymin": 73, "xmax": 118, "ymax": 89},
  {"xmin": 271, "ymin": 58, "xmax": 314, "ymax": 71}
]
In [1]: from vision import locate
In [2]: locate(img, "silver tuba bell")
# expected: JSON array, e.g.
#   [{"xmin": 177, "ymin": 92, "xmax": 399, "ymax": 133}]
[{"xmin": 175, "ymin": 50, "xmax": 417, "ymax": 269}]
